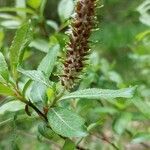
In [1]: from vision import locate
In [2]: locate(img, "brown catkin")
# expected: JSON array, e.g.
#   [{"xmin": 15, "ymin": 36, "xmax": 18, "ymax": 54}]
[{"xmin": 61, "ymin": 0, "xmax": 97, "ymax": 89}]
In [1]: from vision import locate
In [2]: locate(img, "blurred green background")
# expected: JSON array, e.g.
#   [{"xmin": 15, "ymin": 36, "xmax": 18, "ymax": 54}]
[{"xmin": 0, "ymin": 0, "xmax": 150, "ymax": 149}]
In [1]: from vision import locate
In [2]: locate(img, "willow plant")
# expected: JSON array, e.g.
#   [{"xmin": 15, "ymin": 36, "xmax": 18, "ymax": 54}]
[{"xmin": 0, "ymin": 0, "xmax": 136, "ymax": 149}]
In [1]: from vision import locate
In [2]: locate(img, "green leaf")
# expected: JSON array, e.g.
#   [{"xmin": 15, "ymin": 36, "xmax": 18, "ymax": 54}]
[
  {"xmin": 113, "ymin": 112, "xmax": 132, "ymax": 135},
  {"xmin": 0, "ymin": 52, "xmax": 9, "ymax": 81},
  {"xmin": 0, "ymin": 7, "xmax": 36, "ymax": 15},
  {"xmin": 46, "ymin": 20, "xmax": 59, "ymax": 31},
  {"xmin": 38, "ymin": 123, "xmax": 59, "ymax": 140},
  {"xmin": 136, "ymin": 30, "xmax": 150, "ymax": 41},
  {"xmin": 0, "ymin": 83, "xmax": 14, "ymax": 96},
  {"xmin": 38, "ymin": 43, "xmax": 60, "ymax": 77},
  {"xmin": 132, "ymin": 97, "xmax": 150, "ymax": 119},
  {"xmin": 60, "ymin": 87, "xmax": 136, "ymax": 101},
  {"xmin": 29, "ymin": 38, "xmax": 49, "ymax": 53},
  {"xmin": 47, "ymin": 107, "xmax": 87, "ymax": 137},
  {"xmin": 27, "ymin": 0, "xmax": 42, "ymax": 9},
  {"xmin": 62, "ymin": 139, "xmax": 75, "ymax": 150},
  {"xmin": 132, "ymin": 132, "xmax": 150, "ymax": 143},
  {"xmin": 94, "ymin": 107, "xmax": 118, "ymax": 115},
  {"xmin": 58, "ymin": 0, "xmax": 74, "ymax": 22},
  {"xmin": 0, "ymin": 96, "xmax": 15, "ymax": 108},
  {"xmin": 18, "ymin": 68, "xmax": 51, "ymax": 87},
  {"xmin": 15, "ymin": 0, "xmax": 26, "ymax": 18},
  {"xmin": 10, "ymin": 21, "xmax": 32, "ymax": 79},
  {"xmin": 0, "ymin": 101, "xmax": 25, "ymax": 115},
  {"xmin": 0, "ymin": 13, "xmax": 19, "ymax": 19},
  {"xmin": 30, "ymin": 82, "xmax": 47, "ymax": 104},
  {"xmin": 0, "ymin": 20, "xmax": 21, "ymax": 29}
]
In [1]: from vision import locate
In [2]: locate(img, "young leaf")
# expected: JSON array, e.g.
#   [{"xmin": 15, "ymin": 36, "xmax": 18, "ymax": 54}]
[
  {"xmin": 47, "ymin": 107, "xmax": 88, "ymax": 138},
  {"xmin": 30, "ymin": 82, "xmax": 47, "ymax": 104},
  {"xmin": 0, "ymin": 83, "xmax": 14, "ymax": 96},
  {"xmin": 58, "ymin": 0, "xmax": 74, "ymax": 22},
  {"xmin": 18, "ymin": 68, "xmax": 51, "ymax": 87},
  {"xmin": 10, "ymin": 21, "xmax": 32, "ymax": 79},
  {"xmin": 0, "ymin": 52, "xmax": 9, "ymax": 81},
  {"xmin": 0, "ymin": 101, "xmax": 25, "ymax": 115},
  {"xmin": 60, "ymin": 87, "xmax": 136, "ymax": 101},
  {"xmin": 38, "ymin": 44, "xmax": 60, "ymax": 77}
]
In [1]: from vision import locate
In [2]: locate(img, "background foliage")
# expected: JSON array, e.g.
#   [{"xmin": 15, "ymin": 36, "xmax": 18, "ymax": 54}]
[{"xmin": 0, "ymin": 0, "xmax": 150, "ymax": 149}]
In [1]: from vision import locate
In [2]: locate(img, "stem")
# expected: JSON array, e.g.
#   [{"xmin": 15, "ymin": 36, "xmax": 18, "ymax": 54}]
[
  {"xmin": 14, "ymin": 88, "xmax": 48, "ymax": 122},
  {"xmin": 95, "ymin": 134, "xmax": 119, "ymax": 150},
  {"xmin": 76, "ymin": 137, "xmax": 84, "ymax": 146},
  {"xmin": 27, "ymin": 100, "xmax": 48, "ymax": 122}
]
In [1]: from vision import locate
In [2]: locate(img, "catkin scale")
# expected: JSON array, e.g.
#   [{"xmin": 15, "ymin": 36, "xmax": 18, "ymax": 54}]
[{"xmin": 61, "ymin": 0, "xmax": 97, "ymax": 89}]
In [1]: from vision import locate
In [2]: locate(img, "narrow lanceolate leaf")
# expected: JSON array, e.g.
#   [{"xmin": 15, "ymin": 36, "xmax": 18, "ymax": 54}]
[
  {"xmin": 38, "ymin": 44, "xmax": 60, "ymax": 77},
  {"xmin": 0, "ymin": 83, "xmax": 14, "ymax": 96},
  {"xmin": 60, "ymin": 87, "xmax": 136, "ymax": 101},
  {"xmin": 0, "ymin": 101, "xmax": 25, "ymax": 115},
  {"xmin": 0, "ymin": 52, "xmax": 9, "ymax": 81},
  {"xmin": 10, "ymin": 21, "xmax": 32, "ymax": 79},
  {"xmin": 58, "ymin": 0, "xmax": 74, "ymax": 22},
  {"xmin": 18, "ymin": 68, "xmax": 51, "ymax": 87},
  {"xmin": 47, "ymin": 107, "xmax": 88, "ymax": 138},
  {"xmin": 30, "ymin": 82, "xmax": 47, "ymax": 103}
]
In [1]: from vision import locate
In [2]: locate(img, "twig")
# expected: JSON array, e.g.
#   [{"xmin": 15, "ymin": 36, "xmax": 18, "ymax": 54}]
[{"xmin": 93, "ymin": 134, "xmax": 119, "ymax": 150}]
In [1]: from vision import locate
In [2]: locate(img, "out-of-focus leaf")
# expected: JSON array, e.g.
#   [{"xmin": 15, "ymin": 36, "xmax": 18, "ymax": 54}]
[
  {"xmin": 60, "ymin": 87, "xmax": 136, "ymax": 101},
  {"xmin": 132, "ymin": 132, "xmax": 150, "ymax": 143},
  {"xmin": 27, "ymin": 0, "xmax": 42, "ymax": 9},
  {"xmin": 113, "ymin": 112, "xmax": 132, "ymax": 135},
  {"xmin": 58, "ymin": 0, "xmax": 74, "ymax": 22},
  {"xmin": 0, "ymin": 20, "xmax": 21, "ymax": 29},
  {"xmin": 132, "ymin": 97, "xmax": 150, "ymax": 119},
  {"xmin": 136, "ymin": 30, "xmax": 150, "ymax": 41},
  {"xmin": 0, "ymin": 7, "xmax": 36, "ymax": 15},
  {"xmin": 93, "ymin": 107, "xmax": 118, "ymax": 115},
  {"xmin": 16, "ymin": 0, "xmax": 26, "ymax": 18},
  {"xmin": 0, "ymin": 52, "xmax": 9, "ymax": 81},
  {"xmin": 0, "ymin": 96, "xmax": 15, "ymax": 107},
  {"xmin": 29, "ymin": 39, "xmax": 49, "ymax": 53},
  {"xmin": 46, "ymin": 20, "xmax": 59, "ymax": 31},
  {"xmin": 0, "ymin": 83, "xmax": 14, "ymax": 96},
  {"xmin": 62, "ymin": 139, "xmax": 75, "ymax": 150},
  {"xmin": 137, "ymin": 0, "xmax": 150, "ymax": 26},
  {"xmin": 108, "ymin": 71, "xmax": 123, "ymax": 85},
  {"xmin": 0, "ymin": 13, "xmax": 19, "ymax": 19},
  {"xmin": 47, "ymin": 107, "xmax": 88, "ymax": 137},
  {"xmin": 18, "ymin": 68, "xmax": 51, "ymax": 87},
  {"xmin": 0, "ymin": 101, "xmax": 25, "ymax": 115},
  {"xmin": 10, "ymin": 21, "xmax": 32, "ymax": 79},
  {"xmin": 38, "ymin": 44, "xmax": 59, "ymax": 77}
]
